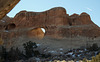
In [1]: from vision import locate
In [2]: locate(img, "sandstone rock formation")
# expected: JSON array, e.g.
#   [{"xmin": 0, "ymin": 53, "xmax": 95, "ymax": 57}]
[
  {"xmin": 0, "ymin": 16, "xmax": 13, "ymax": 30},
  {"xmin": 0, "ymin": 7, "xmax": 100, "ymax": 50},
  {"xmin": 0, "ymin": 0, "xmax": 20, "ymax": 20},
  {"xmin": 28, "ymin": 28, "xmax": 45, "ymax": 39},
  {"xmin": 10, "ymin": 7, "xmax": 100, "ymax": 39}
]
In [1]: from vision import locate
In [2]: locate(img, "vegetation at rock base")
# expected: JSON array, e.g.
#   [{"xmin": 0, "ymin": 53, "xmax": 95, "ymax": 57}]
[
  {"xmin": 87, "ymin": 43, "xmax": 99, "ymax": 51},
  {"xmin": 0, "ymin": 41, "xmax": 42, "ymax": 62},
  {"xmin": 0, "ymin": 41, "xmax": 100, "ymax": 62},
  {"xmin": 23, "ymin": 41, "xmax": 38, "ymax": 58},
  {"xmin": 7, "ymin": 47, "xmax": 24, "ymax": 61}
]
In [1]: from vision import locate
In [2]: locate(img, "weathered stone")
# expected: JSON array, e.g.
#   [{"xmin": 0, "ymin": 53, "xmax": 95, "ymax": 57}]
[
  {"xmin": 1, "ymin": 7, "xmax": 100, "ymax": 39},
  {"xmin": 0, "ymin": 7, "xmax": 100, "ymax": 50},
  {"xmin": 10, "ymin": 7, "xmax": 100, "ymax": 39},
  {"xmin": 0, "ymin": 15, "xmax": 13, "ymax": 30},
  {"xmin": 0, "ymin": 0, "xmax": 20, "ymax": 20}
]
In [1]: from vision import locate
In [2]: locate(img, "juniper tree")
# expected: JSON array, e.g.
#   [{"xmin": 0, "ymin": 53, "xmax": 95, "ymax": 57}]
[{"xmin": 23, "ymin": 41, "xmax": 38, "ymax": 58}]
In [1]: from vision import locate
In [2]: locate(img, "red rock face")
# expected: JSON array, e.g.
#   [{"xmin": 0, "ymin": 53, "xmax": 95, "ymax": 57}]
[
  {"xmin": 0, "ymin": 16, "xmax": 13, "ymax": 30},
  {"xmin": 13, "ymin": 7, "xmax": 67, "ymax": 28},
  {"xmin": 8, "ymin": 7, "xmax": 100, "ymax": 39},
  {"xmin": 0, "ymin": 7, "xmax": 100, "ymax": 47}
]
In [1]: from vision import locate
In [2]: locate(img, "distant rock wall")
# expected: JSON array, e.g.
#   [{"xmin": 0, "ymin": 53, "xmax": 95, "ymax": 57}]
[
  {"xmin": 11, "ymin": 7, "xmax": 100, "ymax": 39},
  {"xmin": 0, "ymin": 7, "xmax": 100, "ymax": 49}
]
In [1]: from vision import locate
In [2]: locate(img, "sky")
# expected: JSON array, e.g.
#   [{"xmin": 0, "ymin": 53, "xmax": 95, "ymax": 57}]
[{"xmin": 7, "ymin": 0, "xmax": 100, "ymax": 26}]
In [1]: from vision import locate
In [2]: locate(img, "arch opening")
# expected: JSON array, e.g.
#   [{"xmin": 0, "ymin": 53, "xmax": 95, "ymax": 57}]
[
  {"xmin": 5, "ymin": 23, "xmax": 16, "ymax": 30},
  {"xmin": 41, "ymin": 28, "xmax": 45, "ymax": 33},
  {"xmin": 28, "ymin": 28, "xmax": 46, "ymax": 39}
]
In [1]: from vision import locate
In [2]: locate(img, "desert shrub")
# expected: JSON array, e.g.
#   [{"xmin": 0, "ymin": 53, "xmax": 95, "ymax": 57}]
[
  {"xmin": 0, "ymin": 46, "xmax": 24, "ymax": 62},
  {"xmin": 0, "ymin": 46, "xmax": 7, "ymax": 60},
  {"xmin": 33, "ymin": 50, "xmax": 40, "ymax": 57},
  {"xmin": 23, "ymin": 41, "xmax": 40, "ymax": 58},
  {"xmin": 0, "ymin": 41, "xmax": 40, "ymax": 62},
  {"xmin": 0, "ymin": 57, "xmax": 4, "ymax": 62},
  {"xmin": 7, "ymin": 47, "xmax": 16, "ymax": 61},
  {"xmin": 7, "ymin": 47, "xmax": 24, "ymax": 61},
  {"xmin": 87, "ymin": 43, "xmax": 99, "ymax": 51},
  {"xmin": 41, "ymin": 53, "xmax": 51, "ymax": 58}
]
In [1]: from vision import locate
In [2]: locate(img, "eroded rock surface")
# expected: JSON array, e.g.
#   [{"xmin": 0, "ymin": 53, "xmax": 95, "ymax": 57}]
[
  {"xmin": 11, "ymin": 7, "xmax": 100, "ymax": 39},
  {"xmin": 28, "ymin": 28, "xmax": 45, "ymax": 39},
  {"xmin": 0, "ymin": 7, "xmax": 100, "ymax": 50},
  {"xmin": 0, "ymin": 0, "xmax": 20, "ymax": 20}
]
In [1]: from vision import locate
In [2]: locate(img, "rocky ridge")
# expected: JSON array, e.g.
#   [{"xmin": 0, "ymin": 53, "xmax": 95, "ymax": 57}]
[
  {"xmin": 5, "ymin": 7, "xmax": 100, "ymax": 38},
  {"xmin": 0, "ymin": 7, "xmax": 100, "ymax": 50}
]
